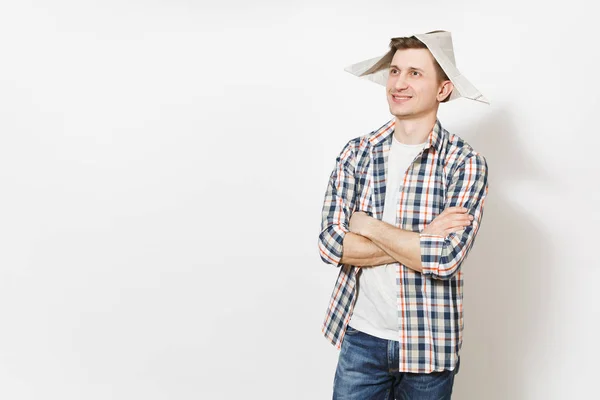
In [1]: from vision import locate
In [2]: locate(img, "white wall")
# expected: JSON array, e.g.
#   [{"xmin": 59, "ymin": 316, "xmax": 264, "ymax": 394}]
[{"xmin": 0, "ymin": 1, "xmax": 597, "ymax": 399}]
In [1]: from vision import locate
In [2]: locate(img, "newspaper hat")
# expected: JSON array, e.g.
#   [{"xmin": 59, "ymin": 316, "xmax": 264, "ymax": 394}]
[{"xmin": 344, "ymin": 31, "xmax": 489, "ymax": 104}]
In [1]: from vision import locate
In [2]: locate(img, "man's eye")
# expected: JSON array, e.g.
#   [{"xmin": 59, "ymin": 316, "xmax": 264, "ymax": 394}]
[{"xmin": 411, "ymin": 71, "xmax": 420, "ymax": 76}]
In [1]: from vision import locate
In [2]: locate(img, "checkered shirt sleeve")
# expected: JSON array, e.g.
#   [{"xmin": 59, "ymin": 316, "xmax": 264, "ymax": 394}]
[
  {"xmin": 420, "ymin": 153, "xmax": 489, "ymax": 279},
  {"xmin": 317, "ymin": 141, "xmax": 356, "ymax": 267}
]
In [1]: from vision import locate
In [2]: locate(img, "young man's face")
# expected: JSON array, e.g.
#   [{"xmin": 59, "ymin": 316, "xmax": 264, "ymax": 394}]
[{"xmin": 386, "ymin": 48, "xmax": 452, "ymax": 119}]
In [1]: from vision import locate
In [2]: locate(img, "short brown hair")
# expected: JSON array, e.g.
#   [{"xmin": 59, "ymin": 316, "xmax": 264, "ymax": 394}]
[{"xmin": 361, "ymin": 30, "xmax": 452, "ymax": 102}]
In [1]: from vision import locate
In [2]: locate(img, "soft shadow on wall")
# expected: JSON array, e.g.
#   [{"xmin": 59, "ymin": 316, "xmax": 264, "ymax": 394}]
[{"xmin": 451, "ymin": 109, "xmax": 555, "ymax": 400}]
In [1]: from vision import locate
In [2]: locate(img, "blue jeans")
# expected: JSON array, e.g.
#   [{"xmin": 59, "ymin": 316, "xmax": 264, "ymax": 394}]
[{"xmin": 333, "ymin": 325, "xmax": 457, "ymax": 400}]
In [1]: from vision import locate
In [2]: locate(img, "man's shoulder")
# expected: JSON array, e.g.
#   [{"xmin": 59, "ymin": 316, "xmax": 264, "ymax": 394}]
[
  {"xmin": 443, "ymin": 129, "xmax": 487, "ymax": 168},
  {"xmin": 335, "ymin": 123, "xmax": 376, "ymax": 154},
  {"xmin": 343, "ymin": 119, "xmax": 394, "ymax": 150}
]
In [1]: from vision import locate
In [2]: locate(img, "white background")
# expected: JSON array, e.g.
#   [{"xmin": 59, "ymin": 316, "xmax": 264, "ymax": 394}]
[{"xmin": 0, "ymin": 1, "xmax": 598, "ymax": 399}]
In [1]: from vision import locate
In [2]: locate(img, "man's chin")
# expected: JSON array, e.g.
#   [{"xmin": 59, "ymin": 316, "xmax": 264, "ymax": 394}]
[{"xmin": 388, "ymin": 107, "xmax": 414, "ymax": 118}]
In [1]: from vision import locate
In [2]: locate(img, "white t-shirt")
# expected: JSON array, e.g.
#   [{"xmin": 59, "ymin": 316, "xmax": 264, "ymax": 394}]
[{"xmin": 348, "ymin": 134, "xmax": 428, "ymax": 340}]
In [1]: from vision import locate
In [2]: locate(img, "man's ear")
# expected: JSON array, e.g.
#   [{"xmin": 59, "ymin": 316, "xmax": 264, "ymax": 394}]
[{"xmin": 438, "ymin": 80, "xmax": 454, "ymax": 102}]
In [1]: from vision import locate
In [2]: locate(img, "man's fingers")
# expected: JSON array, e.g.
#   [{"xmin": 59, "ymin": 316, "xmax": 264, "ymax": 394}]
[
  {"xmin": 433, "ymin": 216, "xmax": 471, "ymax": 235},
  {"xmin": 444, "ymin": 219, "xmax": 471, "ymax": 236},
  {"xmin": 454, "ymin": 214, "xmax": 473, "ymax": 223},
  {"xmin": 424, "ymin": 207, "xmax": 472, "ymax": 237},
  {"xmin": 435, "ymin": 213, "xmax": 471, "ymax": 225},
  {"xmin": 438, "ymin": 207, "xmax": 468, "ymax": 218},
  {"xmin": 447, "ymin": 217, "xmax": 472, "ymax": 231},
  {"xmin": 442, "ymin": 206, "xmax": 469, "ymax": 215},
  {"xmin": 441, "ymin": 210, "xmax": 472, "ymax": 222}
]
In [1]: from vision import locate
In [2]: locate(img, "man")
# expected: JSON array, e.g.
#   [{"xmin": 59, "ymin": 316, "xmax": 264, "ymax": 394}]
[{"xmin": 317, "ymin": 31, "xmax": 489, "ymax": 399}]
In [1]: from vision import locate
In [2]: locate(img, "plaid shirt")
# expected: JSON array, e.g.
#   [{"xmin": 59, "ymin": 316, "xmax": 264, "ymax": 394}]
[{"xmin": 318, "ymin": 118, "xmax": 489, "ymax": 373}]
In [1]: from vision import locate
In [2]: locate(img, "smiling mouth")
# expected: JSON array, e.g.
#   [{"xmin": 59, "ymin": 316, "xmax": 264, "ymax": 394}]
[{"xmin": 391, "ymin": 94, "xmax": 412, "ymax": 102}]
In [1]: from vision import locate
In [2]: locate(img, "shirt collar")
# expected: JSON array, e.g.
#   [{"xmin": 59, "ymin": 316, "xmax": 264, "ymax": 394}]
[{"xmin": 368, "ymin": 118, "xmax": 445, "ymax": 153}]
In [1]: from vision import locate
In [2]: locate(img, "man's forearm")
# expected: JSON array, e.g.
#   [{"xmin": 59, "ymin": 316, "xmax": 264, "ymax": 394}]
[
  {"xmin": 361, "ymin": 219, "xmax": 424, "ymax": 272},
  {"xmin": 340, "ymin": 232, "xmax": 398, "ymax": 267}
]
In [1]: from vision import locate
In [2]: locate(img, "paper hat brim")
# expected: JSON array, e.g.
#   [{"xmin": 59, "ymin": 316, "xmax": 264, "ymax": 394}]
[{"xmin": 344, "ymin": 31, "xmax": 489, "ymax": 105}]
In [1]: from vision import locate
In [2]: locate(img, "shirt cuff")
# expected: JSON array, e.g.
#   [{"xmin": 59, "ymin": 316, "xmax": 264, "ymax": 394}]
[
  {"xmin": 419, "ymin": 232, "xmax": 446, "ymax": 276},
  {"xmin": 319, "ymin": 223, "xmax": 350, "ymax": 266}
]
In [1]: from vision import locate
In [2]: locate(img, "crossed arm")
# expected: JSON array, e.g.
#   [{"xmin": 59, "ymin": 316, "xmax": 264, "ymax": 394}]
[
  {"xmin": 317, "ymin": 142, "xmax": 488, "ymax": 280},
  {"xmin": 341, "ymin": 215, "xmax": 424, "ymax": 271},
  {"xmin": 338, "ymin": 231, "xmax": 399, "ymax": 267}
]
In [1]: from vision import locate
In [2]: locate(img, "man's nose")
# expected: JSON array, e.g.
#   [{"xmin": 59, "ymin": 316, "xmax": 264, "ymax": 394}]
[{"xmin": 394, "ymin": 74, "xmax": 409, "ymax": 90}]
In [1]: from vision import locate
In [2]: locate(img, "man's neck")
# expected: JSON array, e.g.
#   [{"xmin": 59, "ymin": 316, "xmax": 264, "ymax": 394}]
[{"xmin": 393, "ymin": 113, "xmax": 437, "ymax": 145}]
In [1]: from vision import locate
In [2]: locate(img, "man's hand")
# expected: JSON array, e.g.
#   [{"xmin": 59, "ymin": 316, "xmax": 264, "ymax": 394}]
[{"xmin": 422, "ymin": 206, "xmax": 473, "ymax": 237}]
